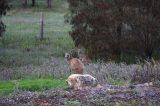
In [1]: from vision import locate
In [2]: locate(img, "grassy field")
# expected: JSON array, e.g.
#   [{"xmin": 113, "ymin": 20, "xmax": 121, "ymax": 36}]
[
  {"xmin": 0, "ymin": 0, "xmax": 73, "ymax": 94},
  {"xmin": 0, "ymin": 79, "xmax": 67, "ymax": 95},
  {"xmin": 0, "ymin": 5, "xmax": 75, "ymax": 67}
]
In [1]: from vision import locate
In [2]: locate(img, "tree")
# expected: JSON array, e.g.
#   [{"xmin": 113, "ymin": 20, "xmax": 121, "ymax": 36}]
[
  {"xmin": 31, "ymin": 0, "xmax": 36, "ymax": 6},
  {"xmin": 0, "ymin": 0, "xmax": 9, "ymax": 37},
  {"xmin": 22, "ymin": 0, "xmax": 28, "ymax": 7},
  {"xmin": 47, "ymin": 0, "xmax": 52, "ymax": 8},
  {"xmin": 67, "ymin": 0, "xmax": 128, "ymax": 60},
  {"xmin": 116, "ymin": 0, "xmax": 160, "ymax": 59},
  {"xmin": 67, "ymin": 0, "xmax": 160, "ymax": 61}
]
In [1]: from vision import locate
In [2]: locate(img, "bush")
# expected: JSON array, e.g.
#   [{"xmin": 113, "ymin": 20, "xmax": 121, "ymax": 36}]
[
  {"xmin": 67, "ymin": 0, "xmax": 160, "ymax": 61},
  {"xmin": 0, "ymin": 0, "xmax": 9, "ymax": 37},
  {"xmin": 131, "ymin": 62, "xmax": 160, "ymax": 83}
]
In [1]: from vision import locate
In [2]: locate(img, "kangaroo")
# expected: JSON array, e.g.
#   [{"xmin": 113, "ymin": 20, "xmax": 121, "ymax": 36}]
[
  {"xmin": 66, "ymin": 74, "xmax": 98, "ymax": 90},
  {"xmin": 79, "ymin": 54, "xmax": 91, "ymax": 65},
  {"xmin": 77, "ymin": 48, "xmax": 91, "ymax": 65},
  {"xmin": 65, "ymin": 52, "xmax": 84, "ymax": 74}
]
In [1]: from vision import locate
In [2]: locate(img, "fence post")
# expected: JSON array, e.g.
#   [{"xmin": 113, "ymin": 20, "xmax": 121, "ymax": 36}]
[{"xmin": 40, "ymin": 12, "xmax": 44, "ymax": 40}]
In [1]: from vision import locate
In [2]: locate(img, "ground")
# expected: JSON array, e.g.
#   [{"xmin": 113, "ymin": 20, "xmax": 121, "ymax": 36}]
[{"xmin": 0, "ymin": 84, "xmax": 160, "ymax": 106}]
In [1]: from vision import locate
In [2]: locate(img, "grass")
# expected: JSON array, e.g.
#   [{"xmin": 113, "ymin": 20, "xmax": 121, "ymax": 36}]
[
  {"xmin": 0, "ymin": 79, "xmax": 67, "ymax": 95},
  {"xmin": 0, "ymin": 0, "xmax": 75, "ymax": 80},
  {"xmin": 65, "ymin": 100, "xmax": 81, "ymax": 106},
  {"xmin": 0, "ymin": 6, "xmax": 75, "ymax": 67},
  {"xmin": 0, "ymin": 81, "xmax": 14, "ymax": 95},
  {"xmin": 109, "ymin": 79, "xmax": 129, "ymax": 86}
]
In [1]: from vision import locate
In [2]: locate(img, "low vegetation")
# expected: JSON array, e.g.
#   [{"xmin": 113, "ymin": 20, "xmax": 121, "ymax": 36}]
[
  {"xmin": 67, "ymin": 0, "xmax": 160, "ymax": 61},
  {"xmin": 0, "ymin": 79, "xmax": 66, "ymax": 95}
]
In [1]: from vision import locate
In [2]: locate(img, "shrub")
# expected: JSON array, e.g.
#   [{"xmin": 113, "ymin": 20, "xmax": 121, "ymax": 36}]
[
  {"xmin": 0, "ymin": 0, "xmax": 9, "ymax": 37},
  {"xmin": 67, "ymin": 0, "xmax": 160, "ymax": 61},
  {"xmin": 131, "ymin": 61, "xmax": 160, "ymax": 83}
]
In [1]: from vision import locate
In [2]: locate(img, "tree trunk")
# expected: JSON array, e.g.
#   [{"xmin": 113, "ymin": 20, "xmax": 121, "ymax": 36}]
[
  {"xmin": 47, "ymin": 0, "xmax": 52, "ymax": 8},
  {"xmin": 23, "ymin": 0, "xmax": 28, "ymax": 7},
  {"xmin": 32, "ymin": 0, "xmax": 35, "ymax": 6},
  {"xmin": 116, "ymin": 23, "xmax": 122, "ymax": 56},
  {"xmin": 145, "ymin": 47, "xmax": 153, "ymax": 59}
]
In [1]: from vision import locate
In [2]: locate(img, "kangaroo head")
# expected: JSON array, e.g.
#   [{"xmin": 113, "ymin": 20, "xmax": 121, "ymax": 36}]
[{"xmin": 65, "ymin": 52, "xmax": 72, "ymax": 60}]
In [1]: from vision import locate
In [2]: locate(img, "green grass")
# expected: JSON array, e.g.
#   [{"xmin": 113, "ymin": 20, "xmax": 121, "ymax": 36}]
[
  {"xmin": 0, "ymin": 81, "xmax": 14, "ymax": 95},
  {"xmin": 0, "ymin": 79, "xmax": 67, "ymax": 95},
  {"xmin": 109, "ymin": 79, "xmax": 129, "ymax": 86},
  {"xmin": 0, "ymin": 7, "xmax": 75, "ymax": 67},
  {"xmin": 0, "ymin": 1, "xmax": 73, "ymax": 80},
  {"xmin": 65, "ymin": 100, "xmax": 81, "ymax": 106}
]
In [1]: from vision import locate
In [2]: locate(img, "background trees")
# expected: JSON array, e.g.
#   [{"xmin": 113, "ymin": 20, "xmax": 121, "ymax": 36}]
[
  {"xmin": 47, "ymin": 0, "xmax": 52, "ymax": 8},
  {"xmin": 67, "ymin": 0, "xmax": 160, "ymax": 61},
  {"xmin": 31, "ymin": 0, "xmax": 36, "ymax": 6},
  {"xmin": 124, "ymin": 0, "xmax": 160, "ymax": 59},
  {"xmin": 21, "ymin": 0, "xmax": 52, "ymax": 8},
  {"xmin": 0, "ymin": 0, "xmax": 9, "ymax": 37},
  {"xmin": 22, "ymin": 0, "xmax": 28, "ymax": 7}
]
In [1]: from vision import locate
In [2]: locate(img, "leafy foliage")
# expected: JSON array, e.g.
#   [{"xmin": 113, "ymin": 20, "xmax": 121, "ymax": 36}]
[
  {"xmin": 67, "ymin": 0, "xmax": 160, "ymax": 61},
  {"xmin": 0, "ymin": 0, "xmax": 9, "ymax": 37}
]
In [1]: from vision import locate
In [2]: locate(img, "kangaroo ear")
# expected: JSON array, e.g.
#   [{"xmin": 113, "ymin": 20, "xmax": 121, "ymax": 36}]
[{"xmin": 64, "ymin": 52, "xmax": 70, "ymax": 58}]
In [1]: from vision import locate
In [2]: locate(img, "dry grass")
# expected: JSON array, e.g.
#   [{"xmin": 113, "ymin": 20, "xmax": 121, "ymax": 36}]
[
  {"xmin": 1, "ymin": 52, "xmax": 160, "ymax": 87},
  {"xmin": 84, "ymin": 62, "xmax": 139, "ymax": 84},
  {"xmin": 1, "ymin": 56, "xmax": 159, "ymax": 86},
  {"xmin": 131, "ymin": 61, "xmax": 160, "ymax": 83},
  {"xmin": 0, "ymin": 57, "xmax": 70, "ymax": 80},
  {"xmin": 85, "ymin": 61, "xmax": 160, "ymax": 84}
]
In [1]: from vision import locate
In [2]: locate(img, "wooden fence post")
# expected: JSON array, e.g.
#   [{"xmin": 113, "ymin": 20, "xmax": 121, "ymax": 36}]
[{"xmin": 40, "ymin": 12, "xmax": 44, "ymax": 40}]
